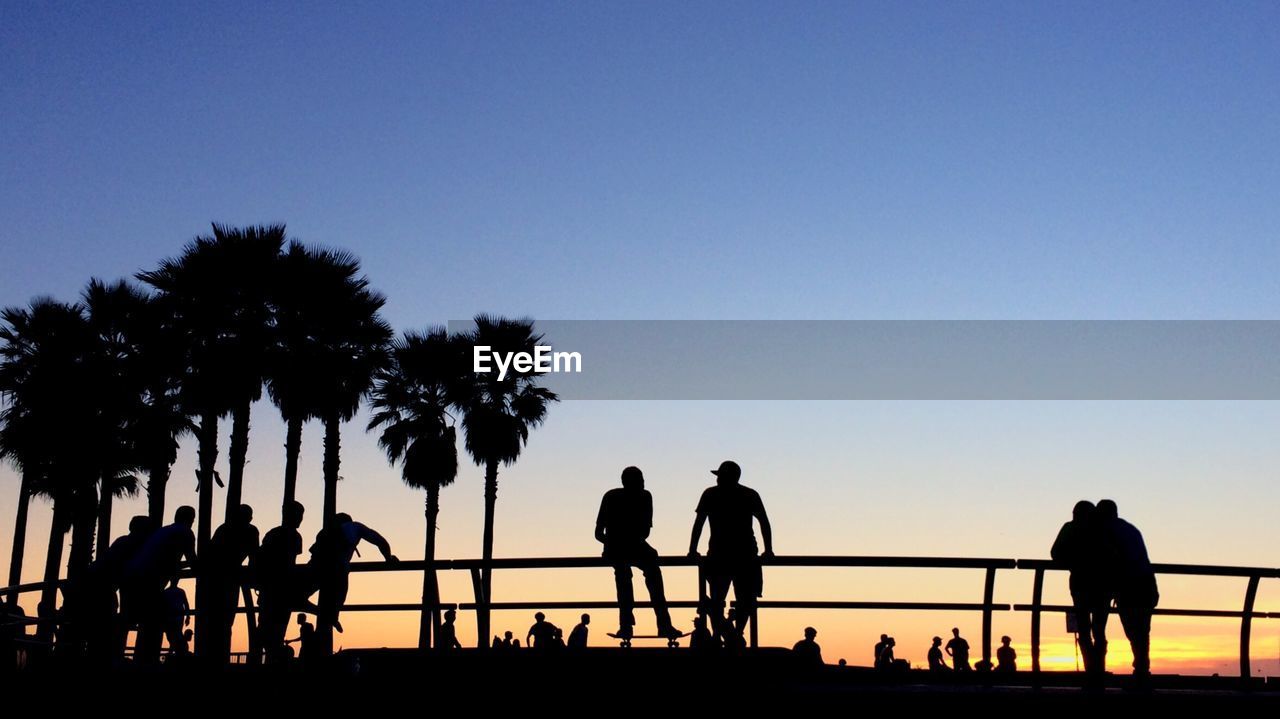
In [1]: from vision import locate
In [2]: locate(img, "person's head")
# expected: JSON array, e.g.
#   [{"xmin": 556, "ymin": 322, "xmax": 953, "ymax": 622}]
[
  {"xmin": 234, "ymin": 503, "xmax": 253, "ymax": 525},
  {"xmin": 283, "ymin": 501, "xmax": 305, "ymax": 529},
  {"xmin": 1001, "ymin": 635, "xmax": 1011, "ymax": 646},
  {"xmin": 334, "ymin": 512, "xmax": 353, "ymax": 528},
  {"xmin": 880, "ymin": 633, "xmax": 888, "ymax": 642},
  {"xmin": 952, "ymin": 627, "xmax": 960, "ymax": 637},
  {"xmin": 445, "ymin": 609, "xmax": 457, "ymax": 622},
  {"xmin": 128, "ymin": 515, "xmax": 153, "ymax": 536},
  {"xmin": 297, "ymin": 613, "xmax": 306, "ymax": 625},
  {"xmin": 804, "ymin": 627, "xmax": 817, "ymax": 640},
  {"xmin": 580, "ymin": 613, "xmax": 590, "ymax": 625},
  {"xmin": 1096, "ymin": 499, "xmax": 1118, "ymax": 520},
  {"xmin": 932, "ymin": 636, "xmax": 942, "ymax": 647},
  {"xmin": 504, "ymin": 631, "xmax": 513, "ymax": 640},
  {"xmin": 886, "ymin": 637, "xmax": 895, "ymax": 647},
  {"xmin": 693, "ymin": 615, "xmax": 706, "ymax": 629},
  {"xmin": 712, "ymin": 460, "xmax": 741, "ymax": 486},
  {"xmin": 621, "ymin": 466, "xmax": 644, "ymax": 491},
  {"xmin": 174, "ymin": 505, "xmax": 196, "ymax": 527},
  {"xmin": 535, "ymin": 611, "xmax": 545, "ymax": 622},
  {"xmin": 1072, "ymin": 500, "xmax": 1095, "ymax": 522}
]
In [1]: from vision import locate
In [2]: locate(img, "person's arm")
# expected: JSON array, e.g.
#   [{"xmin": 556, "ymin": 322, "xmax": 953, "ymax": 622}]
[
  {"xmin": 755, "ymin": 500, "xmax": 773, "ymax": 557},
  {"xmin": 641, "ymin": 491, "xmax": 653, "ymax": 541},
  {"xmin": 356, "ymin": 524, "xmax": 398, "ymax": 562},
  {"xmin": 1050, "ymin": 524, "xmax": 1070, "ymax": 564},
  {"xmin": 688, "ymin": 512, "xmax": 707, "ymax": 556},
  {"xmin": 526, "ymin": 626, "xmax": 535, "ymax": 645},
  {"xmin": 594, "ymin": 495, "xmax": 608, "ymax": 545}
]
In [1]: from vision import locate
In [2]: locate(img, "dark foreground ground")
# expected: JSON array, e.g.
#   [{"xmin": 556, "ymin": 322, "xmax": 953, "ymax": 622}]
[{"xmin": 8, "ymin": 648, "xmax": 1280, "ymax": 713}]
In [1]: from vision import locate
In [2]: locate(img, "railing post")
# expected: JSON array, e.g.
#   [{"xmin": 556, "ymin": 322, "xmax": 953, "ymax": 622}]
[
  {"xmin": 1031, "ymin": 567, "xmax": 1044, "ymax": 685},
  {"xmin": 1240, "ymin": 574, "xmax": 1260, "ymax": 680},
  {"xmin": 470, "ymin": 567, "xmax": 486, "ymax": 648},
  {"xmin": 749, "ymin": 608, "xmax": 759, "ymax": 648},
  {"xmin": 982, "ymin": 566, "xmax": 996, "ymax": 666}
]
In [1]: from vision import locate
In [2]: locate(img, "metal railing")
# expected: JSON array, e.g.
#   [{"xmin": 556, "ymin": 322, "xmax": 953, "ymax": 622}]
[{"xmin": 4, "ymin": 555, "xmax": 1276, "ymax": 678}]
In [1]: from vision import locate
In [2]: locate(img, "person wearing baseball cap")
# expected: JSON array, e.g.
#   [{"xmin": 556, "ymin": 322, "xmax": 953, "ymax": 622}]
[{"xmin": 688, "ymin": 460, "xmax": 773, "ymax": 643}]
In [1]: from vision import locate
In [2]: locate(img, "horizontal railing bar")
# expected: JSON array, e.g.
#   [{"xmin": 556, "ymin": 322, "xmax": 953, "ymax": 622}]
[
  {"xmin": 1012, "ymin": 603, "xmax": 1270, "ymax": 619},
  {"xmin": 1015, "ymin": 559, "xmax": 1279, "ymax": 578}
]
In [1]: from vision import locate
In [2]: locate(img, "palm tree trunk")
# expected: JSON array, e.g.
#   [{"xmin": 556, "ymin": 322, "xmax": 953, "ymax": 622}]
[
  {"xmin": 194, "ymin": 409, "xmax": 219, "ymax": 658},
  {"xmin": 281, "ymin": 415, "xmax": 303, "ymax": 515},
  {"xmin": 36, "ymin": 504, "xmax": 69, "ymax": 643},
  {"xmin": 67, "ymin": 485, "xmax": 98, "ymax": 582},
  {"xmin": 95, "ymin": 471, "xmax": 113, "ymax": 558},
  {"xmin": 419, "ymin": 486, "xmax": 440, "ymax": 651},
  {"xmin": 478, "ymin": 458, "xmax": 498, "ymax": 648},
  {"xmin": 7, "ymin": 468, "xmax": 33, "ymax": 599},
  {"xmin": 146, "ymin": 459, "xmax": 170, "ymax": 523},
  {"xmin": 322, "ymin": 412, "xmax": 340, "ymax": 523},
  {"xmin": 225, "ymin": 398, "xmax": 251, "ymax": 521}
]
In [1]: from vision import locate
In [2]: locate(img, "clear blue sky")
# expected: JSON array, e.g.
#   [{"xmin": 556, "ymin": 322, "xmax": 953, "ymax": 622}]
[
  {"xmin": 2, "ymin": 1, "xmax": 1279, "ymax": 671},
  {"xmin": 2, "ymin": 1, "xmax": 1277, "ymax": 321}
]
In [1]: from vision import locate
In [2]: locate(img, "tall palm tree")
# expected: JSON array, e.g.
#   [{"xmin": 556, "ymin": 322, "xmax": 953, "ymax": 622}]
[
  {"xmin": 137, "ymin": 223, "xmax": 285, "ymax": 552},
  {"xmin": 455, "ymin": 315, "xmax": 559, "ymax": 647},
  {"xmin": 368, "ymin": 328, "xmax": 468, "ymax": 649},
  {"xmin": 0, "ymin": 299, "xmax": 101, "ymax": 638}
]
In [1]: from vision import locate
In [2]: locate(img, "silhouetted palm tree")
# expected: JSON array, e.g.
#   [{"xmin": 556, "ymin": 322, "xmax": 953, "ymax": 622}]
[
  {"xmin": 138, "ymin": 224, "xmax": 285, "ymax": 552},
  {"xmin": 368, "ymin": 328, "xmax": 468, "ymax": 649},
  {"xmin": 455, "ymin": 315, "xmax": 559, "ymax": 647}
]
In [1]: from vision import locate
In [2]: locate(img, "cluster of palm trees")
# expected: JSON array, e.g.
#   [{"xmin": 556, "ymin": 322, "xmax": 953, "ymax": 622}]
[{"xmin": 0, "ymin": 223, "xmax": 558, "ymax": 651}]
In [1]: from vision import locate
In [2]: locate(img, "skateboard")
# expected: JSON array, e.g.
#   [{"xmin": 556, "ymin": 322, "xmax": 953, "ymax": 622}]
[{"xmin": 607, "ymin": 631, "xmax": 688, "ymax": 648}]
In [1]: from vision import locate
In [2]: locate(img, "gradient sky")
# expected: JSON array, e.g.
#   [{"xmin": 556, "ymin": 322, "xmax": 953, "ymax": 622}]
[{"xmin": 2, "ymin": 1, "xmax": 1279, "ymax": 674}]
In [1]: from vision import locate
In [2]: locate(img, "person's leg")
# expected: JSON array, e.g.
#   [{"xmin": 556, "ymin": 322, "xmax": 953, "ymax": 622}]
[
  {"xmin": 613, "ymin": 564, "xmax": 636, "ymax": 632},
  {"xmin": 1092, "ymin": 601, "xmax": 1110, "ymax": 676},
  {"xmin": 731, "ymin": 558, "xmax": 762, "ymax": 637},
  {"xmin": 636, "ymin": 547, "xmax": 673, "ymax": 633},
  {"xmin": 707, "ymin": 574, "xmax": 731, "ymax": 639},
  {"xmin": 1072, "ymin": 596, "xmax": 1095, "ymax": 675}
]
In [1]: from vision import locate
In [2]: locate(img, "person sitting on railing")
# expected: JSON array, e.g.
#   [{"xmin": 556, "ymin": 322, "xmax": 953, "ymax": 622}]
[
  {"xmin": 307, "ymin": 513, "xmax": 399, "ymax": 642},
  {"xmin": 1097, "ymin": 499, "xmax": 1158, "ymax": 681},
  {"xmin": 255, "ymin": 500, "xmax": 307, "ymax": 663},
  {"xmin": 927, "ymin": 636, "xmax": 950, "ymax": 672},
  {"xmin": 204, "ymin": 503, "xmax": 260, "ymax": 664},
  {"xmin": 688, "ymin": 460, "xmax": 773, "ymax": 643},
  {"xmin": 595, "ymin": 466, "xmax": 678, "ymax": 640}
]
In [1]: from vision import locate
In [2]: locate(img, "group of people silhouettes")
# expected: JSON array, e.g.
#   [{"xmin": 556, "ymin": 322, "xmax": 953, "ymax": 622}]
[
  {"xmin": 46, "ymin": 500, "xmax": 397, "ymax": 665},
  {"xmin": 1051, "ymin": 499, "xmax": 1157, "ymax": 686}
]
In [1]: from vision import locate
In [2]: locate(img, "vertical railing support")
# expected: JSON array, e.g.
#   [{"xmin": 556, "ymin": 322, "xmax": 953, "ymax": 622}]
[
  {"xmin": 982, "ymin": 566, "xmax": 997, "ymax": 666},
  {"xmin": 470, "ymin": 567, "xmax": 486, "ymax": 648},
  {"xmin": 1031, "ymin": 566, "xmax": 1044, "ymax": 686},
  {"xmin": 1240, "ymin": 574, "xmax": 1260, "ymax": 679}
]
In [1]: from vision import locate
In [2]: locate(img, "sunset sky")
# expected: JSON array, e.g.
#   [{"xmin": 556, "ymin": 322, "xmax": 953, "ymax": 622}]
[{"xmin": 2, "ymin": 2, "xmax": 1279, "ymax": 675}]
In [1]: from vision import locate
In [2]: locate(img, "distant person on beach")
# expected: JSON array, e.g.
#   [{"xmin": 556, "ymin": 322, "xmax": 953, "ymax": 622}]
[
  {"xmin": 1052, "ymin": 500, "xmax": 1108, "ymax": 684},
  {"xmin": 437, "ymin": 609, "xmax": 462, "ymax": 650},
  {"xmin": 996, "ymin": 635, "xmax": 1016, "ymax": 672},
  {"xmin": 568, "ymin": 613, "xmax": 590, "ymax": 649},
  {"xmin": 945, "ymin": 627, "xmax": 971, "ymax": 672},
  {"xmin": 719, "ymin": 609, "xmax": 746, "ymax": 650},
  {"xmin": 689, "ymin": 614, "xmax": 714, "ymax": 651},
  {"xmin": 1, "ymin": 595, "xmax": 27, "ymax": 671},
  {"xmin": 596, "ymin": 466, "xmax": 677, "ymax": 639},
  {"xmin": 161, "ymin": 581, "xmax": 190, "ymax": 655},
  {"xmin": 792, "ymin": 626, "xmax": 823, "ymax": 666},
  {"xmin": 295, "ymin": 613, "xmax": 316, "ymax": 665},
  {"xmin": 526, "ymin": 612, "xmax": 560, "ymax": 649},
  {"xmin": 255, "ymin": 501, "xmax": 306, "ymax": 662},
  {"xmin": 877, "ymin": 636, "xmax": 897, "ymax": 669},
  {"xmin": 874, "ymin": 633, "xmax": 888, "ymax": 666},
  {"xmin": 689, "ymin": 460, "xmax": 773, "ymax": 640},
  {"xmin": 125, "ymin": 505, "xmax": 196, "ymax": 663},
  {"xmin": 928, "ymin": 636, "xmax": 950, "ymax": 672},
  {"xmin": 1097, "ymin": 499, "xmax": 1158, "ymax": 679},
  {"xmin": 308, "ymin": 513, "xmax": 398, "ymax": 640},
  {"xmin": 205, "ymin": 503, "xmax": 260, "ymax": 662}
]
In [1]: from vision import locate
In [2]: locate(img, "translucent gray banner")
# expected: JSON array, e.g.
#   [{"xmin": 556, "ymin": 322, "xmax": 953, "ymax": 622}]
[{"xmin": 446, "ymin": 320, "xmax": 1280, "ymax": 400}]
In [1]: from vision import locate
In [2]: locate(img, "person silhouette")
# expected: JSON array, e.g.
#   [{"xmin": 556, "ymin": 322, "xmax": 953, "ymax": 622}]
[
  {"xmin": 161, "ymin": 581, "xmax": 190, "ymax": 656},
  {"xmin": 1051, "ymin": 500, "xmax": 1108, "ymax": 686},
  {"xmin": 874, "ymin": 633, "xmax": 888, "ymax": 666},
  {"xmin": 124, "ymin": 505, "xmax": 196, "ymax": 663},
  {"xmin": 567, "ymin": 613, "xmax": 590, "ymax": 649},
  {"xmin": 255, "ymin": 500, "xmax": 306, "ymax": 663},
  {"xmin": 792, "ymin": 627, "xmax": 823, "ymax": 666},
  {"xmin": 928, "ymin": 636, "xmax": 950, "ymax": 672},
  {"xmin": 945, "ymin": 627, "xmax": 971, "ymax": 671},
  {"xmin": 719, "ymin": 608, "xmax": 746, "ymax": 650},
  {"xmin": 0, "ymin": 595, "xmax": 27, "ymax": 672},
  {"xmin": 595, "ymin": 467, "xmax": 677, "ymax": 639},
  {"xmin": 437, "ymin": 609, "xmax": 462, "ymax": 651},
  {"xmin": 1096, "ymin": 499, "xmax": 1158, "ymax": 680},
  {"xmin": 996, "ymin": 635, "xmax": 1016, "ymax": 672},
  {"xmin": 877, "ymin": 636, "xmax": 897, "ymax": 669},
  {"xmin": 295, "ymin": 613, "xmax": 316, "ymax": 666},
  {"xmin": 689, "ymin": 614, "xmax": 714, "ymax": 651},
  {"xmin": 688, "ymin": 460, "xmax": 773, "ymax": 641},
  {"xmin": 307, "ymin": 512, "xmax": 398, "ymax": 651},
  {"xmin": 205, "ymin": 503, "xmax": 260, "ymax": 663},
  {"xmin": 526, "ymin": 612, "xmax": 560, "ymax": 650}
]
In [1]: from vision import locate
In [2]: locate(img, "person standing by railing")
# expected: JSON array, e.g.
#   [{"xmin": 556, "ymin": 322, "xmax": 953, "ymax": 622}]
[
  {"xmin": 688, "ymin": 460, "xmax": 773, "ymax": 643},
  {"xmin": 1097, "ymin": 499, "xmax": 1158, "ymax": 682},
  {"xmin": 1051, "ymin": 500, "xmax": 1108, "ymax": 688}
]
